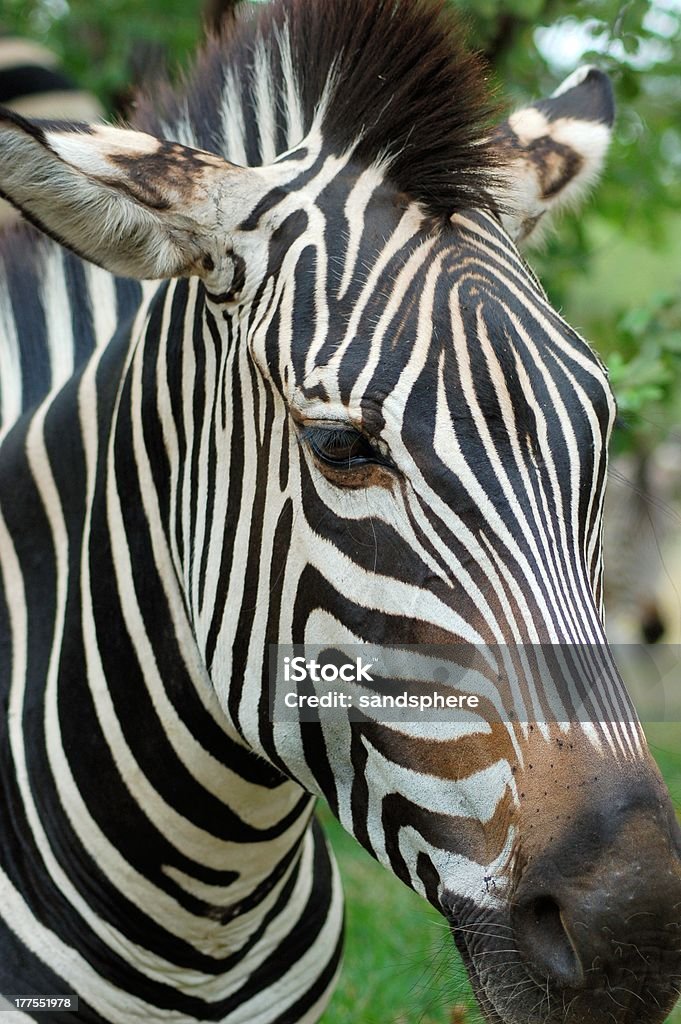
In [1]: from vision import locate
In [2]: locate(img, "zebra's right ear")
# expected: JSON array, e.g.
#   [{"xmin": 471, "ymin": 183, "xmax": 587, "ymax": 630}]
[
  {"xmin": 0, "ymin": 109, "xmax": 272, "ymax": 293},
  {"xmin": 494, "ymin": 67, "xmax": 614, "ymax": 244}
]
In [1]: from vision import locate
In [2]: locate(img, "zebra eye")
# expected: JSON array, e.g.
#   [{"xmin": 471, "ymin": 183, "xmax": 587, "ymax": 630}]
[{"xmin": 302, "ymin": 425, "xmax": 388, "ymax": 469}]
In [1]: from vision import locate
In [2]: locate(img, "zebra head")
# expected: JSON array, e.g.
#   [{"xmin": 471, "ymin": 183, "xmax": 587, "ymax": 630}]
[{"xmin": 0, "ymin": 1, "xmax": 680, "ymax": 1021}]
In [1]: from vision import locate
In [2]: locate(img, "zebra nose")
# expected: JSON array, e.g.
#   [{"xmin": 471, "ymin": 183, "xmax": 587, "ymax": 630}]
[
  {"xmin": 510, "ymin": 797, "xmax": 681, "ymax": 993},
  {"xmin": 512, "ymin": 893, "xmax": 585, "ymax": 988}
]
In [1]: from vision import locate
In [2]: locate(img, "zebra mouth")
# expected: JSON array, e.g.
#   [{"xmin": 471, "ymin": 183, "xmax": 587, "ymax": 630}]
[
  {"xmin": 445, "ymin": 896, "xmax": 681, "ymax": 1024},
  {"xmin": 446, "ymin": 900, "xmax": 520, "ymax": 1024}
]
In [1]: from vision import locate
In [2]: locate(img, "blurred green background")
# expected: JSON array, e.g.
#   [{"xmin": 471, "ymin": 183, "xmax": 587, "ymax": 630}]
[{"xmin": 2, "ymin": 0, "xmax": 681, "ymax": 1020}]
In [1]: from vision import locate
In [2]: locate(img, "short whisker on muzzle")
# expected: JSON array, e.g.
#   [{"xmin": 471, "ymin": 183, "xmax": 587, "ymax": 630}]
[
  {"xmin": 469, "ymin": 948, "xmax": 521, "ymax": 959},
  {"xmin": 605, "ymin": 984, "xmax": 647, "ymax": 1008}
]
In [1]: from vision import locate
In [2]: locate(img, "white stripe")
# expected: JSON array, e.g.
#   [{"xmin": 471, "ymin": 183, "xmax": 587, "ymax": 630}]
[{"xmin": 0, "ymin": 271, "xmax": 21, "ymax": 433}]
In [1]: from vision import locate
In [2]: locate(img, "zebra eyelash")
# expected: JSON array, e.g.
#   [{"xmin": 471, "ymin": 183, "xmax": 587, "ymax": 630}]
[{"xmin": 298, "ymin": 423, "xmax": 393, "ymax": 470}]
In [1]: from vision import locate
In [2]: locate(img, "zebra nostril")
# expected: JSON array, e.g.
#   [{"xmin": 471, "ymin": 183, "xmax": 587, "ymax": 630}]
[{"xmin": 513, "ymin": 895, "xmax": 585, "ymax": 989}]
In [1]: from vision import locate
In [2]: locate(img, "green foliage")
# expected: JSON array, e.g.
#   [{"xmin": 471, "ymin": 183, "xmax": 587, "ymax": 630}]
[
  {"xmin": 608, "ymin": 291, "xmax": 681, "ymax": 449},
  {"xmin": 1, "ymin": 0, "xmax": 204, "ymax": 108}
]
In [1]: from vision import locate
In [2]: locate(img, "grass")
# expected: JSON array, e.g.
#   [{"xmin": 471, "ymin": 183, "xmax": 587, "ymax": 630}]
[{"xmin": 319, "ymin": 723, "xmax": 681, "ymax": 1024}]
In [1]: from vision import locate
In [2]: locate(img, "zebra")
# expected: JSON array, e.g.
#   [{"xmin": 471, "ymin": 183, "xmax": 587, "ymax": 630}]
[{"xmin": 0, "ymin": 1, "xmax": 680, "ymax": 1022}]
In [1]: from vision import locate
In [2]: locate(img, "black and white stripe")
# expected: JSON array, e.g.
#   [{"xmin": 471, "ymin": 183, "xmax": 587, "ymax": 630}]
[{"xmin": 0, "ymin": 2, "xmax": 679, "ymax": 1023}]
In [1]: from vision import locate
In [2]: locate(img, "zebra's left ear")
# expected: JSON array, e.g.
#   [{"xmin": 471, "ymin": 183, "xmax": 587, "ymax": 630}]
[
  {"xmin": 495, "ymin": 67, "xmax": 614, "ymax": 244},
  {"xmin": 0, "ymin": 109, "xmax": 272, "ymax": 291}
]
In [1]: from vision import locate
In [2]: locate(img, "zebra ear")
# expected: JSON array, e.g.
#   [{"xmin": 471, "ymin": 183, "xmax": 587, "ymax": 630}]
[
  {"xmin": 495, "ymin": 67, "xmax": 614, "ymax": 244},
  {"xmin": 0, "ymin": 109, "xmax": 269, "ymax": 287}
]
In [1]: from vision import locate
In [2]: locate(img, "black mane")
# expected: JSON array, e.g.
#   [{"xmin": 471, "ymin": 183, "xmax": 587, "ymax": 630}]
[{"xmin": 134, "ymin": 0, "xmax": 499, "ymax": 218}]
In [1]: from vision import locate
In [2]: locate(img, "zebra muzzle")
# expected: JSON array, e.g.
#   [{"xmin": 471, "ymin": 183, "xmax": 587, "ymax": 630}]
[{"xmin": 508, "ymin": 776, "xmax": 681, "ymax": 1020}]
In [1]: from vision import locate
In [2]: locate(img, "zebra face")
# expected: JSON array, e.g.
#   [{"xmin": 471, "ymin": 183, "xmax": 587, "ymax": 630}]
[
  {"xmin": 275, "ymin": 198, "xmax": 615, "ymax": 651},
  {"xmin": 1, "ymin": 6, "xmax": 680, "ymax": 1021},
  {"xmin": 255, "ymin": 195, "xmax": 613, "ymax": 643}
]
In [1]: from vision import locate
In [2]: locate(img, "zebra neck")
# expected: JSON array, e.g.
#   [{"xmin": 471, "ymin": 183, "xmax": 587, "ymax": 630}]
[{"xmin": 0, "ymin": 279, "xmax": 321, "ymax": 979}]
